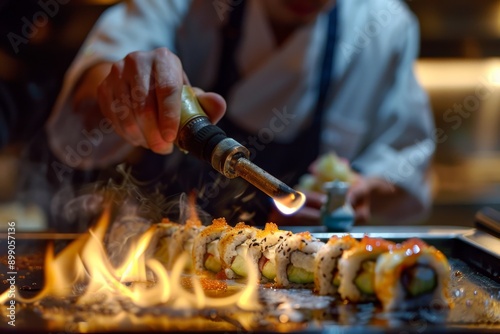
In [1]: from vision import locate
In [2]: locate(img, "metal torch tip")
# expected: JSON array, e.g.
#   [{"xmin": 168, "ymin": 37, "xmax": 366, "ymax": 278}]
[
  {"xmin": 273, "ymin": 190, "xmax": 306, "ymax": 215},
  {"xmin": 232, "ymin": 157, "xmax": 306, "ymax": 215}
]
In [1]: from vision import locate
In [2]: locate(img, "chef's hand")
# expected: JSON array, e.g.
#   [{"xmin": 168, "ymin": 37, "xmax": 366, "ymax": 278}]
[
  {"xmin": 346, "ymin": 176, "xmax": 397, "ymax": 224},
  {"xmin": 75, "ymin": 48, "xmax": 226, "ymax": 154}
]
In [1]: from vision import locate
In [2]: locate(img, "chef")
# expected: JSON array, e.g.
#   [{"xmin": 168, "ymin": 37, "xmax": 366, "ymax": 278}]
[{"xmin": 46, "ymin": 0, "xmax": 436, "ymax": 225}]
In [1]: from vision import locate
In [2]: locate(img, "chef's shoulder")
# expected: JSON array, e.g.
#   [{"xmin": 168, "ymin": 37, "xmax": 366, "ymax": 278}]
[
  {"xmin": 99, "ymin": 0, "xmax": 193, "ymax": 26},
  {"xmin": 338, "ymin": 0, "xmax": 420, "ymax": 70},
  {"xmin": 121, "ymin": 0, "xmax": 192, "ymax": 15},
  {"xmin": 341, "ymin": 0, "xmax": 418, "ymax": 38}
]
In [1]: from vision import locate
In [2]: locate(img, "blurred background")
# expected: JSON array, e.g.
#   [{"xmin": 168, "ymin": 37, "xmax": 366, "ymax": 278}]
[{"xmin": 0, "ymin": 0, "xmax": 499, "ymax": 231}]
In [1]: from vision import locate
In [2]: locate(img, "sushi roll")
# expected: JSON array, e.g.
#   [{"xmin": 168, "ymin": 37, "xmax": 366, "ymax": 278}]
[
  {"xmin": 314, "ymin": 234, "xmax": 359, "ymax": 295},
  {"xmin": 169, "ymin": 217, "xmax": 206, "ymax": 271},
  {"xmin": 152, "ymin": 218, "xmax": 180, "ymax": 269},
  {"xmin": 192, "ymin": 217, "xmax": 231, "ymax": 274},
  {"xmin": 338, "ymin": 236, "xmax": 395, "ymax": 302},
  {"xmin": 275, "ymin": 232, "xmax": 325, "ymax": 288},
  {"xmin": 374, "ymin": 238, "xmax": 451, "ymax": 311},
  {"xmin": 247, "ymin": 223, "xmax": 293, "ymax": 282},
  {"xmin": 218, "ymin": 222, "xmax": 258, "ymax": 279}
]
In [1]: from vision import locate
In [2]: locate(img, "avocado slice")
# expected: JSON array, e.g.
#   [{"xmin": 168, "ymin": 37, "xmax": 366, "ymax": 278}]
[
  {"xmin": 354, "ymin": 260, "xmax": 375, "ymax": 295},
  {"xmin": 204, "ymin": 241, "xmax": 221, "ymax": 272},
  {"xmin": 230, "ymin": 254, "xmax": 248, "ymax": 277},
  {"xmin": 287, "ymin": 265, "xmax": 314, "ymax": 284},
  {"xmin": 261, "ymin": 260, "xmax": 276, "ymax": 280},
  {"xmin": 403, "ymin": 265, "xmax": 437, "ymax": 297},
  {"xmin": 204, "ymin": 254, "xmax": 221, "ymax": 273},
  {"xmin": 332, "ymin": 271, "xmax": 340, "ymax": 287}
]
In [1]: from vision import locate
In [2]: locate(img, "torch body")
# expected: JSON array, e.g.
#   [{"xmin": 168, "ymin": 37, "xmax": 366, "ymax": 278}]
[{"xmin": 176, "ymin": 86, "xmax": 304, "ymax": 212}]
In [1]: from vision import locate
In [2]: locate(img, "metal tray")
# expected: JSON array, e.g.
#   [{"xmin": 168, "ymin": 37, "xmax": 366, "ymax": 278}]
[
  {"xmin": 0, "ymin": 212, "xmax": 499, "ymax": 333},
  {"xmin": 273, "ymin": 225, "xmax": 500, "ymax": 333}
]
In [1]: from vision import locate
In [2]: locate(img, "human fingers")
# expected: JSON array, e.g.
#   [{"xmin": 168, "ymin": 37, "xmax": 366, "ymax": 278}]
[
  {"xmin": 191, "ymin": 87, "xmax": 227, "ymax": 124},
  {"xmin": 352, "ymin": 198, "xmax": 370, "ymax": 224},
  {"xmin": 345, "ymin": 178, "xmax": 371, "ymax": 224},
  {"xmin": 97, "ymin": 60, "xmax": 147, "ymax": 147},
  {"xmin": 152, "ymin": 48, "xmax": 183, "ymax": 146},
  {"xmin": 123, "ymin": 51, "xmax": 173, "ymax": 154},
  {"xmin": 346, "ymin": 179, "xmax": 369, "ymax": 208},
  {"xmin": 370, "ymin": 178, "xmax": 396, "ymax": 195}
]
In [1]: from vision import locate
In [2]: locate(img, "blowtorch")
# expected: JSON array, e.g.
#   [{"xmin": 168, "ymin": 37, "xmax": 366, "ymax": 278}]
[{"xmin": 176, "ymin": 85, "xmax": 305, "ymax": 214}]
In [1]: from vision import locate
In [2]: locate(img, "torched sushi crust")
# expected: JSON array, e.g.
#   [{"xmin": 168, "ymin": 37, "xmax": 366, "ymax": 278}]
[
  {"xmin": 153, "ymin": 218, "xmax": 180, "ymax": 269},
  {"xmin": 151, "ymin": 218, "xmax": 452, "ymax": 312},
  {"xmin": 170, "ymin": 217, "xmax": 205, "ymax": 271},
  {"xmin": 275, "ymin": 232, "xmax": 325, "ymax": 288},
  {"xmin": 338, "ymin": 236, "xmax": 396, "ymax": 302},
  {"xmin": 218, "ymin": 222, "xmax": 258, "ymax": 278},
  {"xmin": 314, "ymin": 235, "xmax": 359, "ymax": 295},
  {"xmin": 249, "ymin": 223, "xmax": 292, "ymax": 282},
  {"xmin": 192, "ymin": 217, "xmax": 230, "ymax": 274},
  {"xmin": 374, "ymin": 238, "xmax": 451, "ymax": 310}
]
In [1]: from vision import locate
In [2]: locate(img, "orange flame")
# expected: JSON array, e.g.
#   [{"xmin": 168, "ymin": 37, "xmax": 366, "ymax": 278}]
[
  {"xmin": 0, "ymin": 206, "xmax": 261, "ymax": 316},
  {"xmin": 273, "ymin": 191, "xmax": 306, "ymax": 215}
]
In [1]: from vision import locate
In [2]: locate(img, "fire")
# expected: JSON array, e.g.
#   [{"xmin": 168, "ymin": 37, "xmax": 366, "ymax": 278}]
[
  {"xmin": 273, "ymin": 191, "xmax": 306, "ymax": 215},
  {"xmin": 0, "ymin": 205, "xmax": 261, "ymax": 326}
]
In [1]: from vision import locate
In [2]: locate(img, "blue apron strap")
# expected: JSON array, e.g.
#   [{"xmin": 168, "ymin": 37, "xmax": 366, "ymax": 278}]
[
  {"xmin": 213, "ymin": 2, "xmax": 338, "ymax": 125},
  {"xmin": 211, "ymin": 1, "xmax": 247, "ymax": 98},
  {"xmin": 314, "ymin": 5, "xmax": 338, "ymax": 127},
  {"xmin": 212, "ymin": 2, "xmax": 339, "ymax": 180}
]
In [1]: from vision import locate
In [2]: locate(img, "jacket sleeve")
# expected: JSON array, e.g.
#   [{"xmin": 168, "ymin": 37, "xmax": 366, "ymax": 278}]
[
  {"xmin": 46, "ymin": 0, "xmax": 191, "ymax": 170},
  {"xmin": 350, "ymin": 11, "xmax": 436, "ymax": 223}
]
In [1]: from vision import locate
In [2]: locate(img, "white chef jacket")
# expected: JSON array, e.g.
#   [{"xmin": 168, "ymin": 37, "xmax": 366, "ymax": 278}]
[{"xmin": 46, "ymin": 0, "xmax": 436, "ymax": 223}]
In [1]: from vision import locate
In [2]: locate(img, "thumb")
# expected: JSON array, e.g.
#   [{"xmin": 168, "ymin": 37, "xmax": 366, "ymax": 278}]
[{"xmin": 191, "ymin": 87, "xmax": 227, "ymax": 124}]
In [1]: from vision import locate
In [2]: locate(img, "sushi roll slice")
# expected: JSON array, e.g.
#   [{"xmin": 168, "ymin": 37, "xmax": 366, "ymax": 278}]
[
  {"xmin": 218, "ymin": 222, "xmax": 258, "ymax": 279},
  {"xmin": 338, "ymin": 236, "xmax": 395, "ymax": 302},
  {"xmin": 275, "ymin": 232, "xmax": 325, "ymax": 288},
  {"xmin": 374, "ymin": 238, "xmax": 451, "ymax": 311},
  {"xmin": 314, "ymin": 235, "xmax": 359, "ymax": 295},
  {"xmin": 169, "ymin": 217, "xmax": 206, "ymax": 271},
  {"xmin": 153, "ymin": 218, "xmax": 180, "ymax": 269},
  {"xmin": 192, "ymin": 217, "xmax": 231, "ymax": 274},
  {"xmin": 247, "ymin": 223, "xmax": 293, "ymax": 282}
]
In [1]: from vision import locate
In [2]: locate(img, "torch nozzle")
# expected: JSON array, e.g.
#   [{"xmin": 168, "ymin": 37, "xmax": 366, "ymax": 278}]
[
  {"xmin": 233, "ymin": 157, "xmax": 306, "ymax": 215},
  {"xmin": 176, "ymin": 85, "xmax": 305, "ymax": 214}
]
